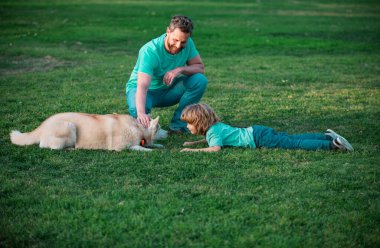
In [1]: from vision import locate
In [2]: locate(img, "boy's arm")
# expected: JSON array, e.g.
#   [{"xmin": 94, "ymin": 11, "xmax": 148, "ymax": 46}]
[
  {"xmin": 183, "ymin": 139, "xmax": 207, "ymax": 146},
  {"xmin": 181, "ymin": 146, "xmax": 221, "ymax": 153}
]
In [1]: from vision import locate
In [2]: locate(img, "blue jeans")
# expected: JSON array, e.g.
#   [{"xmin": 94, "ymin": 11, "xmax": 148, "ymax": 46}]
[
  {"xmin": 252, "ymin": 125, "xmax": 332, "ymax": 150},
  {"xmin": 126, "ymin": 73, "xmax": 208, "ymax": 130}
]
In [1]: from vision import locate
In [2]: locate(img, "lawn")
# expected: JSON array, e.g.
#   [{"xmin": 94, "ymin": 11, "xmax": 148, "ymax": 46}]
[{"xmin": 0, "ymin": 0, "xmax": 379, "ymax": 247}]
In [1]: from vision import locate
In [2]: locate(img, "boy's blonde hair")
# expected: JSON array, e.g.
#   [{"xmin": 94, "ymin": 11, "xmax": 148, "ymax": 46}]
[{"xmin": 181, "ymin": 103, "xmax": 220, "ymax": 135}]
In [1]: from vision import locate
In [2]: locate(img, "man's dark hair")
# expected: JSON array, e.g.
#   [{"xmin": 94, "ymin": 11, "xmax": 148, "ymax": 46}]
[{"xmin": 168, "ymin": 15, "xmax": 194, "ymax": 34}]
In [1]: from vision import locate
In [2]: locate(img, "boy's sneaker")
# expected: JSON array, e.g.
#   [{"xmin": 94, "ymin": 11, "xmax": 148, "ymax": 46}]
[
  {"xmin": 325, "ymin": 129, "xmax": 354, "ymax": 151},
  {"xmin": 325, "ymin": 129, "xmax": 339, "ymax": 140},
  {"xmin": 332, "ymin": 137, "xmax": 354, "ymax": 151}
]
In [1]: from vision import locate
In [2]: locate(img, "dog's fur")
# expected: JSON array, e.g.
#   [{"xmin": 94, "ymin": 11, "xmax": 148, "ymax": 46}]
[{"xmin": 10, "ymin": 113, "xmax": 167, "ymax": 151}]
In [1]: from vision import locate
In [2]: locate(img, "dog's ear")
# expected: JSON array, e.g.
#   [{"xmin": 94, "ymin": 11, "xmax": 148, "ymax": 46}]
[{"xmin": 149, "ymin": 116, "xmax": 159, "ymax": 128}]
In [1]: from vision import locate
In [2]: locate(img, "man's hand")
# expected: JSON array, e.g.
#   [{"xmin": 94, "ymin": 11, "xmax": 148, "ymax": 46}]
[
  {"xmin": 163, "ymin": 55, "xmax": 205, "ymax": 86},
  {"xmin": 163, "ymin": 68, "xmax": 182, "ymax": 86},
  {"xmin": 137, "ymin": 113, "xmax": 151, "ymax": 128}
]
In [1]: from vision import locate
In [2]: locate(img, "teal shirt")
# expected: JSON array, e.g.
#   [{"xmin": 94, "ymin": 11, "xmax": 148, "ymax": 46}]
[
  {"xmin": 126, "ymin": 33, "xmax": 199, "ymax": 91},
  {"xmin": 206, "ymin": 122, "xmax": 257, "ymax": 149}
]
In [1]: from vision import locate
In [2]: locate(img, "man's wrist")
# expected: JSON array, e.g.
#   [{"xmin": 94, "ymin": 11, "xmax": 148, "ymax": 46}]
[{"xmin": 176, "ymin": 67, "xmax": 184, "ymax": 75}]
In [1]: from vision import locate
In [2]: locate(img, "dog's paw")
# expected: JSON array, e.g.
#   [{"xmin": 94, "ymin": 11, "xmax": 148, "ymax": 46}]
[
  {"xmin": 130, "ymin": 145, "xmax": 153, "ymax": 152},
  {"xmin": 151, "ymin": 143, "xmax": 164, "ymax": 149}
]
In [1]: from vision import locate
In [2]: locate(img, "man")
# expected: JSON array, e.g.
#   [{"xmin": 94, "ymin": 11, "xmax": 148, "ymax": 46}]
[{"xmin": 126, "ymin": 15, "xmax": 208, "ymax": 133}]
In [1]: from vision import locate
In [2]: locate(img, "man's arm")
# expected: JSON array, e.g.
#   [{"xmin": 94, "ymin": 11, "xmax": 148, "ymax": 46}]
[
  {"xmin": 182, "ymin": 55, "xmax": 205, "ymax": 75},
  {"xmin": 136, "ymin": 72, "xmax": 152, "ymax": 128},
  {"xmin": 163, "ymin": 55, "xmax": 205, "ymax": 85}
]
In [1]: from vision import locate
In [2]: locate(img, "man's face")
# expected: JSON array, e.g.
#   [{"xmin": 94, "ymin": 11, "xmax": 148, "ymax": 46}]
[{"xmin": 165, "ymin": 28, "xmax": 190, "ymax": 54}]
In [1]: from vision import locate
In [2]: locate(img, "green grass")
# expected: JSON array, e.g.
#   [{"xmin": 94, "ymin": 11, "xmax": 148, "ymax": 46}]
[{"xmin": 1, "ymin": 0, "xmax": 379, "ymax": 247}]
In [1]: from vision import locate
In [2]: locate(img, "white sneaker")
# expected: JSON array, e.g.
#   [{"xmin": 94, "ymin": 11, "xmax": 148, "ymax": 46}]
[
  {"xmin": 325, "ymin": 129, "xmax": 338, "ymax": 140},
  {"xmin": 333, "ymin": 137, "xmax": 354, "ymax": 151},
  {"xmin": 326, "ymin": 129, "xmax": 354, "ymax": 151}
]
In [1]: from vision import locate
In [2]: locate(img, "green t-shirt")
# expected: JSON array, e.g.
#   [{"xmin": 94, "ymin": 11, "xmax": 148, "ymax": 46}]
[
  {"xmin": 206, "ymin": 122, "xmax": 257, "ymax": 149},
  {"xmin": 126, "ymin": 33, "xmax": 199, "ymax": 92}
]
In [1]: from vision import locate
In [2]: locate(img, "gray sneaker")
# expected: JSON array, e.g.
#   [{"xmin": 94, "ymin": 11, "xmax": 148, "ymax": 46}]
[
  {"xmin": 168, "ymin": 127, "xmax": 189, "ymax": 135},
  {"xmin": 332, "ymin": 136, "xmax": 354, "ymax": 151},
  {"xmin": 326, "ymin": 129, "xmax": 354, "ymax": 151},
  {"xmin": 325, "ymin": 129, "xmax": 339, "ymax": 140}
]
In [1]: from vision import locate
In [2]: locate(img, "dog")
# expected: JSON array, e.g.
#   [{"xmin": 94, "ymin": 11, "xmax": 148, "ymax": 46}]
[{"xmin": 10, "ymin": 113, "xmax": 168, "ymax": 151}]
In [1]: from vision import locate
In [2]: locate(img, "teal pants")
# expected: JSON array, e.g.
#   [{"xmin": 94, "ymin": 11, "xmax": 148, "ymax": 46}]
[
  {"xmin": 126, "ymin": 73, "xmax": 208, "ymax": 131},
  {"xmin": 252, "ymin": 125, "xmax": 332, "ymax": 150}
]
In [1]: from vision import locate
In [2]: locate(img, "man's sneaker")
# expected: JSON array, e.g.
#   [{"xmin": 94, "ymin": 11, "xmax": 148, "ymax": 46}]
[
  {"xmin": 325, "ymin": 129, "xmax": 354, "ymax": 151},
  {"xmin": 168, "ymin": 127, "xmax": 189, "ymax": 135},
  {"xmin": 332, "ymin": 137, "xmax": 354, "ymax": 151},
  {"xmin": 154, "ymin": 129, "xmax": 168, "ymax": 140}
]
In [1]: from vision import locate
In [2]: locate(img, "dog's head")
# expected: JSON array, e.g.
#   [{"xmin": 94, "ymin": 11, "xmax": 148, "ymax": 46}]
[{"xmin": 146, "ymin": 117, "xmax": 168, "ymax": 145}]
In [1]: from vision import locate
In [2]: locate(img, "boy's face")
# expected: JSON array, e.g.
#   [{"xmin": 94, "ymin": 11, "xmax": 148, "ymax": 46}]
[{"xmin": 186, "ymin": 123, "xmax": 197, "ymax": 134}]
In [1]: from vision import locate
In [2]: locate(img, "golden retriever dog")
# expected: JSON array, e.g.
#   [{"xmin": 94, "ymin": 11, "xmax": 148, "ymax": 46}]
[{"xmin": 10, "ymin": 113, "xmax": 167, "ymax": 151}]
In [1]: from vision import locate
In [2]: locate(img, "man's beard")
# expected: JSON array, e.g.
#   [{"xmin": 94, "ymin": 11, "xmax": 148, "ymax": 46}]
[{"xmin": 166, "ymin": 39, "xmax": 183, "ymax": 54}]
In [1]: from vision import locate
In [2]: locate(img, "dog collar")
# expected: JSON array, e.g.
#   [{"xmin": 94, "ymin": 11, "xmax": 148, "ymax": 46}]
[{"xmin": 140, "ymin": 139, "xmax": 146, "ymax": 146}]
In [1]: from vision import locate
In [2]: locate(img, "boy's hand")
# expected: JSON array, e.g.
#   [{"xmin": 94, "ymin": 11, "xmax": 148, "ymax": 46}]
[
  {"xmin": 182, "ymin": 139, "xmax": 207, "ymax": 147},
  {"xmin": 180, "ymin": 148, "xmax": 193, "ymax": 152}
]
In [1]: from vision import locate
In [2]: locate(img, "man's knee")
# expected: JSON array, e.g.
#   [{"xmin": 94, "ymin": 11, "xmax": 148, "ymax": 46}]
[
  {"xmin": 128, "ymin": 107, "xmax": 137, "ymax": 118},
  {"xmin": 195, "ymin": 73, "xmax": 208, "ymax": 86},
  {"xmin": 126, "ymin": 90, "xmax": 138, "ymax": 118},
  {"xmin": 188, "ymin": 73, "xmax": 208, "ymax": 91}
]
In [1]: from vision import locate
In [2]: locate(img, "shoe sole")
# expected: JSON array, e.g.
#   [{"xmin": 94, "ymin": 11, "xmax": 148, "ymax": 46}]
[
  {"xmin": 329, "ymin": 129, "xmax": 354, "ymax": 151},
  {"xmin": 338, "ymin": 137, "xmax": 354, "ymax": 151}
]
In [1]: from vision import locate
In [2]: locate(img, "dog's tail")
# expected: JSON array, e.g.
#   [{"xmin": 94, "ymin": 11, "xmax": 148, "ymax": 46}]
[{"xmin": 10, "ymin": 129, "xmax": 40, "ymax": 146}]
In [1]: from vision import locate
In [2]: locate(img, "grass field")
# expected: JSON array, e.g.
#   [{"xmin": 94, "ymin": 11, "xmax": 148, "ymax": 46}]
[{"xmin": 1, "ymin": 0, "xmax": 379, "ymax": 247}]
